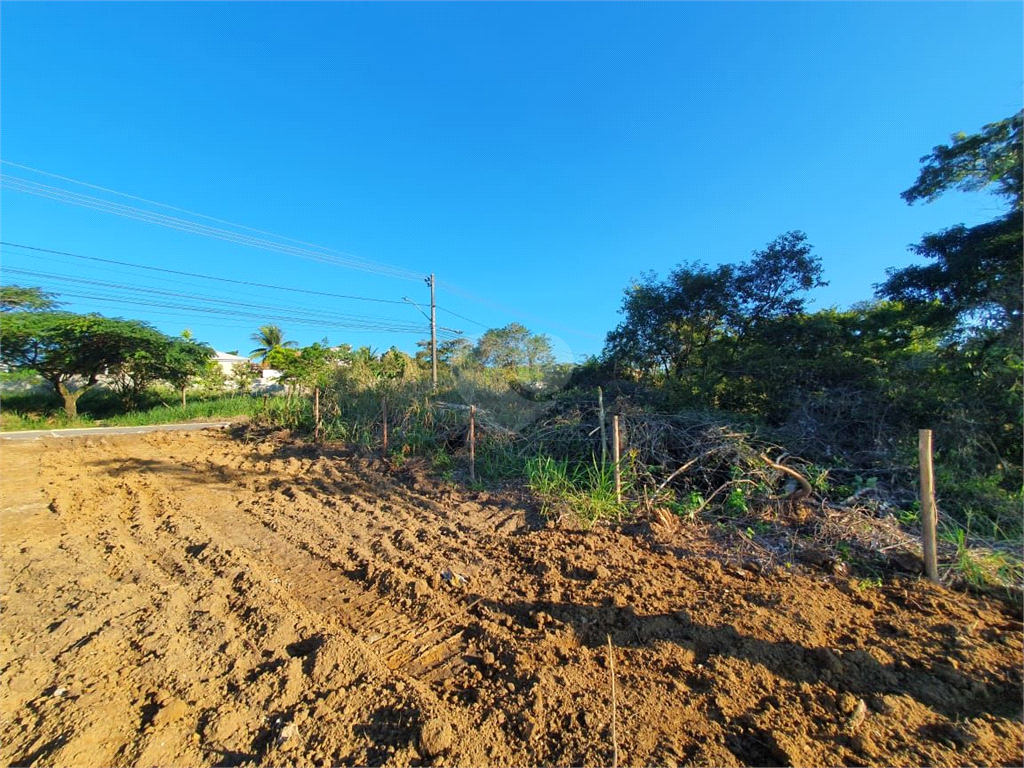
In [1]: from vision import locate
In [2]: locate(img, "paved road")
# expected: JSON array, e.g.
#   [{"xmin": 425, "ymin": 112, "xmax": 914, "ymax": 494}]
[{"xmin": 0, "ymin": 422, "xmax": 236, "ymax": 441}]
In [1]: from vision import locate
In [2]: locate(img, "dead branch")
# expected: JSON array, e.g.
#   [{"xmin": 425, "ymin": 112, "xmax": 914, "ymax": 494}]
[{"xmin": 760, "ymin": 453, "xmax": 813, "ymax": 500}]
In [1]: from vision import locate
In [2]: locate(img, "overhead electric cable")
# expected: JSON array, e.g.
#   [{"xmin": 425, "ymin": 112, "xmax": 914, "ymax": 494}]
[
  {"xmin": 2, "ymin": 241, "xmax": 480, "ymax": 336},
  {"xmin": 1, "ymin": 161, "xmax": 587, "ymax": 342},
  {"xmin": 0, "ymin": 242, "xmax": 409, "ymax": 305},
  {"xmin": 0, "ymin": 267, "xmax": 433, "ymax": 331},
  {"xmin": 0, "ymin": 171, "xmax": 424, "ymax": 280},
  {"xmin": 437, "ymin": 305, "xmax": 490, "ymax": 329},
  {"xmin": 0, "ymin": 284, "xmax": 461, "ymax": 338}
]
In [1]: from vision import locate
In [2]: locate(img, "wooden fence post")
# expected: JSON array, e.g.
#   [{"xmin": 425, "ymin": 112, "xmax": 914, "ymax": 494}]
[
  {"xmin": 919, "ymin": 428, "xmax": 939, "ymax": 581},
  {"xmin": 612, "ymin": 415, "xmax": 622, "ymax": 505},
  {"xmin": 598, "ymin": 386, "xmax": 608, "ymax": 468},
  {"xmin": 469, "ymin": 405, "xmax": 476, "ymax": 483},
  {"xmin": 382, "ymin": 397, "xmax": 388, "ymax": 458},
  {"xmin": 314, "ymin": 387, "xmax": 321, "ymax": 441}
]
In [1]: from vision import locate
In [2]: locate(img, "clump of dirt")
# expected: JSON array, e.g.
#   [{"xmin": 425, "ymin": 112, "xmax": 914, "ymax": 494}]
[{"xmin": 1, "ymin": 428, "xmax": 1021, "ymax": 767}]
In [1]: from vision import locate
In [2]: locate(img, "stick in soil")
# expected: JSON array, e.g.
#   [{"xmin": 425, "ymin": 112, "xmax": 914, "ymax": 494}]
[{"xmin": 608, "ymin": 634, "xmax": 619, "ymax": 768}]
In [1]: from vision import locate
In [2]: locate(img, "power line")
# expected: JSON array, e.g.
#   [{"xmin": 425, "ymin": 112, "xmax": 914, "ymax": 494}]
[
  {"xmin": 0, "ymin": 171, "xmax": 425, "ymax": 281},
  {"xmin": 437, "ymin": 305, "xmax": 490, "ymax": 329},
  {"xmin": 0, "ymin": 266, "xmax": 451, "ymax": 334},
  {"xmin": 1, "ymin": 161, "xmax": 585, "ymax": 341},
  {"xmin": 2, "ymin": 240, "xmax": 484, "ymax": 333},
  {"xmin": 1, "ymin": 161, "xmax": 425, "ymax": 280},
  {"xmin": 0, "ymin": 283, "xmax": 462, "ymax": 339},
  {"xmin": 0, "ymin": 242, "xmax": 410, "ymax": 305}
]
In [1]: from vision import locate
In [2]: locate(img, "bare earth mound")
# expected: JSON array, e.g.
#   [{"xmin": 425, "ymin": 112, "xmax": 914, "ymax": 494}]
[{"xmin": 1, "ymin": 428, "xmax": 1021, "ymax": 767}]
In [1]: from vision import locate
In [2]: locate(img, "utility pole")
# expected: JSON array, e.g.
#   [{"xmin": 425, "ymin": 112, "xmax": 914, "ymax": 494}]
[
  {"xmin": 405, "ymin": 278, "xmax": 459, "ymax": 392},
  {"xmin": 428, "ymin": 273, "xmax": 437, "ymax": 391}
]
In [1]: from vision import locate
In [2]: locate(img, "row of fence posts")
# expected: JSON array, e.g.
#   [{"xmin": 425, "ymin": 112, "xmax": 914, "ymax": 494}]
[{"xmin": 377, "ymin": 396, "xmax": 939, "ymax": 581}]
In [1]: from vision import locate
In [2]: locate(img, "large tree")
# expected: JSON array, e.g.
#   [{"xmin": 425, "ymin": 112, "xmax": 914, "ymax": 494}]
[
  {"xmin": 878, "ymin": 111, "xmax": 1023, "ymax": 341},
  {"xmin": 605, "ymin": 231, "xmax": 826, "ymax": 380},
  {"xmin": 0, "ymin": 312, "xmax": 201, "ymax": 417},
  {"xmin": 474, "ymin": 323, "xmax": 554, "ymax": 369}
]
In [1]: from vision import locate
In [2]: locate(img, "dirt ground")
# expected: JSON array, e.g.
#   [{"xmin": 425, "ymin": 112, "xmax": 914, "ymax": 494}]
[{"xmin": 1, "ymin": 426, "xmax": 1021, "ymax": 768}]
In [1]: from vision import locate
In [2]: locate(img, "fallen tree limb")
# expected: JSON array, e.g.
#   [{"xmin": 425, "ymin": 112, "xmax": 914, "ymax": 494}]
[{"xmin": 760, "ymin": 453, "xmax": 813, "ymax": 500}]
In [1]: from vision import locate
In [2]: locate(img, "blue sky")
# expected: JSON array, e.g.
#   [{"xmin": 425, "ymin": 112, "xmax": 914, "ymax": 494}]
[{"xmin": 1, "ymin": 2, "xmax": 1021, "ymax": 362}]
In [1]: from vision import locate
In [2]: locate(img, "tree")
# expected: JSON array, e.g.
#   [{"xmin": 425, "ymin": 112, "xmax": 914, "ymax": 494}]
[
  {"xmin": 474, "ymin": 323, "xmax": 554, "ymax": 369},
  {"xmin": 378, "ymin": 347, "xmax": 416, "ymax": 379},
  {"xmin": 231, "ymin": 360, "xmax": 260, "ymax": 394},
  {"xmin": 733, "ymin": 231, "xmax": 827, "ymax": 335},
  {"xmin": 249, "ymin": 324, "xmax": 297, "ymax": 366},
  {"xmin": 438, "ymin": 337, "xmax": 475, "ymax": 367},
  {"xmin": 878, "ymin": 111, "xmax": 1023, "ymax": 341},
  {"xmin": 267, "ymin": 343, "xmax": 342, "ymax": 437},
  {"xmin": 163, "ymin": 337, "xmax": 216, "ymax": 408},
  {"xmin": 604, "ymin": 232, "xmax": 825, "ymax": 381},
  {"xmin": 0, "ymin": 312, "xmax": 177, "ymax": 417},
  {"xmin": 605, "ymin": 265, "xmax": 735, "ymax": 378},
  {"xmin": 0, "ymin": 285, "xmax": 60, "ymax": 312}
]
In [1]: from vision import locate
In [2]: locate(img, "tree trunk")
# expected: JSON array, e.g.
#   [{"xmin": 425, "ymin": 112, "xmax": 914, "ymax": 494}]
[
  {"xmin": 55, "ymin": 380, "xmax": 89, "ymax": 419},
  {"xmin": 181, "ymin": 384, "xmax": 187, "ymax": 409}
]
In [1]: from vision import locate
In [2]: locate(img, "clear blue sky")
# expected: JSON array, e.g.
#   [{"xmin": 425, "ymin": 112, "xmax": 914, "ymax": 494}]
[{"xmin": 2, "ymin": 2, "xmax": 1021, "ymax": 361}]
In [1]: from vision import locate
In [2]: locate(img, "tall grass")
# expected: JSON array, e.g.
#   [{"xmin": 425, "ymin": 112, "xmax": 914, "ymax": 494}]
[{"xmin": 525, "ymin": 453, "xmax": 627, "ymax": 526}]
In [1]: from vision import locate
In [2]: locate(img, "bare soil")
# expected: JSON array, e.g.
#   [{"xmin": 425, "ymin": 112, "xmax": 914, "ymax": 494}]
[{"xmin": 1, "ymin": 427, "xmax": 1021, "ymax": 767}]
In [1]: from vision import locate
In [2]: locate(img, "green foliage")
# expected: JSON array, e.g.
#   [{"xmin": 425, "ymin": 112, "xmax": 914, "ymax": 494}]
[
  {"xmin": 880, "ymin": 110, "xmax": 1023, "ymax": 342},
  {"xmin": 901, "ymin": 110, "xmax": 1021, "ymax": 210},
  {"xmin": 474, "ymin": 441, "xmax": 524, "ymax": 482},
  {"xmin": 605, "ymin": 231, "xmax": 825, "ymax": 382},
  {"xmin": 249, "ymin": 324, "xmax": 298, "ymax": 365},
  {"xmin": 230, "ymin": 361, "xmax": 261, "ymax": 394},
  {"xmin": 723, "ymin": 485, "xmax": 749, "ymax": 517},
  {"xmin": 0, "ymin": 284, "xmax": 60, "ymax": 312},
  {"xmin": 163, "ymin": 337, "xmax": 216, "ymax": 407},
  {"xmin": 1, "ymin": 391, "xmax": 262, "ymax": 431},
  {"xmin": 938, "ymin": 518, "xmax": 1024, "ymax": 593},
  {"xmin": 0, "ymin": 310, "xmax": 208, "ymax": 417},
  {"xmin": 474, "ymin": 323, "xmax": 554, "ymax": 369},
  {"xmin": 671, "ymin": 490, "xmax": 705, "ymax": 519},
  {"xmin": 592, "ymin": 120, "xmax": 1022, "ymax": 530},
  {"xmin": 523, "ymin": 453, "xmax": 631, "ymax": 527},
  {"xmin": 437, "ymin": 337, "xmax": 474, "ymax": 367},
  {"xmin": 855, "ymin": 577, "xmax": 883, "ymax": 592}
]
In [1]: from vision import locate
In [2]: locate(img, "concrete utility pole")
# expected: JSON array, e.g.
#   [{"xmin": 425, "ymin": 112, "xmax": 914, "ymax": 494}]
[{"xmin": 428, "ymin": 273, "xmax": 437, "ymax": 390}]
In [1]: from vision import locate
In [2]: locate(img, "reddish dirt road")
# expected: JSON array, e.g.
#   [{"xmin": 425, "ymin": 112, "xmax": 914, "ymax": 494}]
[{"xmin": 1, "ymin": 428, "xmax": 1021, "ymax": 767}]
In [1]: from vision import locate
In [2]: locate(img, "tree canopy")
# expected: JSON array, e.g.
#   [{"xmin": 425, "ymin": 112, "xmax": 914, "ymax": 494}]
[
  {"xmin": 474, "ymin": 323, "xmax": 554, "ymax": 369},
  {"xmin": 0, "ymin": 284, "xmax": 60, "ymax": 313},
  {"xmin": 878, "ymin": 110, "xmax": 1023, "ymax": 341},
  {"xmin": 0, "ymin": 311, "xmax": 210, "ymax": 416},
  {"xmin": 605, "ymin": 231, "xmax": 826, "ymax": 379}
]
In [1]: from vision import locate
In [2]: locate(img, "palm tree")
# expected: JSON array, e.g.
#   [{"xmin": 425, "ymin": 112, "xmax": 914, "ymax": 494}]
[{"xmin": 249, "ymin": 324, "xmax": 297, "ymax": 367}]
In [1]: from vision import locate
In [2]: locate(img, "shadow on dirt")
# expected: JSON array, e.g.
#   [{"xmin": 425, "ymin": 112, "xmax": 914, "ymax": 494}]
[{"xmin": 482, "ymin": 598, "xmax": 1022, "ymax": 722}]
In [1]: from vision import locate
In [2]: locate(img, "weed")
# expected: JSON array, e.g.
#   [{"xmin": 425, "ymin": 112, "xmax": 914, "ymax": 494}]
[
  {"xmin": 938, "ymin": 518, "xmax": 1024, "ymax": 592},
  {"xmin": 724, "ymin": 486, "xmax": 749, "ymax": 516},
  {"xmin": 836, "ymin": 540, "xmax": 852, "ymax": 562},
  {"xmin": 855, "ymin": 577, "xmax": 883, "ymax": 592}
]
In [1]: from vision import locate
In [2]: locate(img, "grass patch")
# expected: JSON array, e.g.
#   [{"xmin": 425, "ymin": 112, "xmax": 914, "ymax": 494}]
[
  {"xmin": 1, "ymin": 391, "xmax": 264, "ymax": 431},
  {"xmin": 526, "ymin": 454, "xmax": 628, "ymax": 527},
  {"xmin": 939, "ymin": 517, "xmax": 1024, "ymax": 594}
]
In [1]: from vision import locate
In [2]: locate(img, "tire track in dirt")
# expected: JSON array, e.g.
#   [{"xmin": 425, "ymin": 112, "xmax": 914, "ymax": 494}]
[{"xmin": 2, "ymin": 429, "xmax": 1021, "ymax": 767}]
